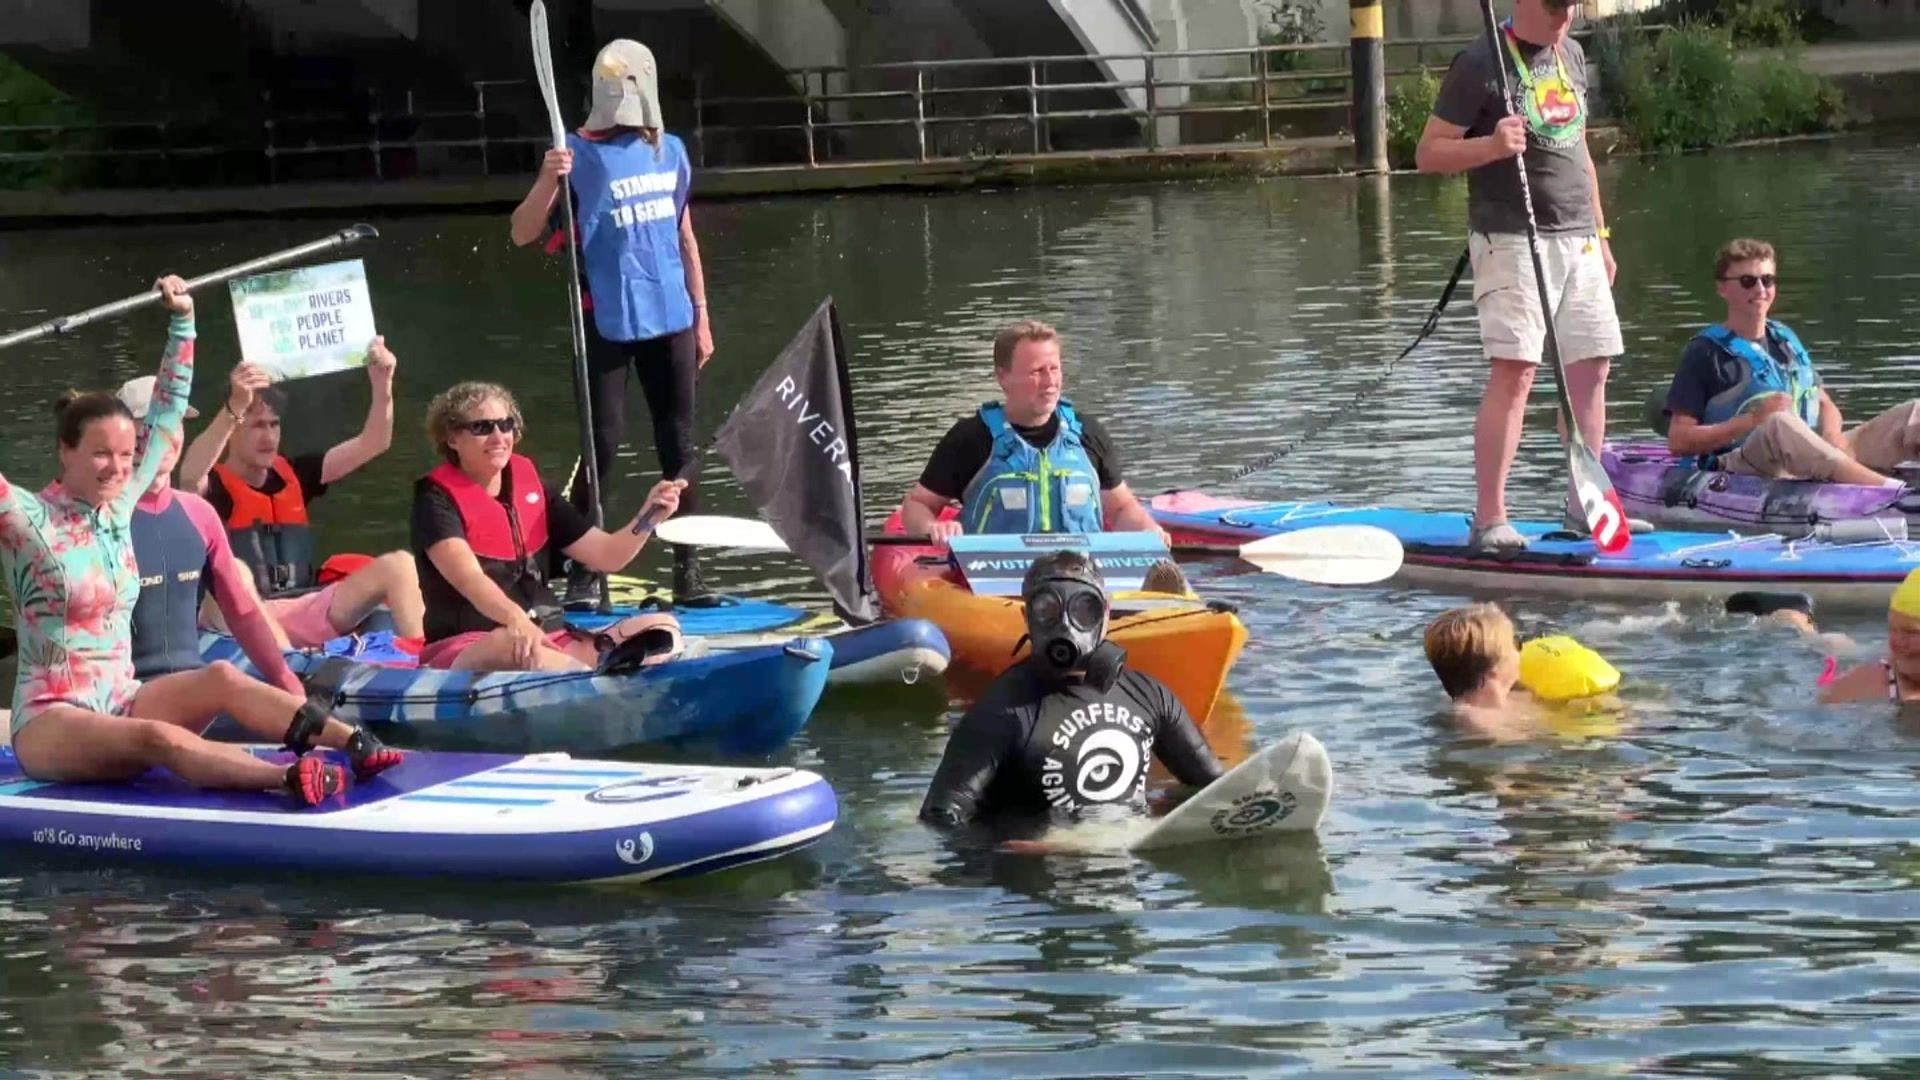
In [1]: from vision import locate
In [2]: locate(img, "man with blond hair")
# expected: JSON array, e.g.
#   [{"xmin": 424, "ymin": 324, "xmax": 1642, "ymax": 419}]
[
  {"xmin": 1423, "ymin": 603, "xmax": 1536, "ymax": 738},
  {"xmin": 897, "ymin": 319, "xmax": 1165, "ymax": 543},
  {"xmin": 1662, "ymin": 238, "xmax": 1919, "ymax": 485}
]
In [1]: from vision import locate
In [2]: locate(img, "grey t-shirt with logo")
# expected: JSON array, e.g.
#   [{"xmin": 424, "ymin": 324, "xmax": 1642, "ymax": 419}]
[{"xmin": 1431, "ymin": 33, "xmax": 1596, "ymax": 236}]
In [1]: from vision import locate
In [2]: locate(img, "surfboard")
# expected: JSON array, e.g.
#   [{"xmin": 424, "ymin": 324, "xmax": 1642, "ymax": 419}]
[{"xmin": 1128, "ymin": 731, "xmax": 1331, "ymax": 851}]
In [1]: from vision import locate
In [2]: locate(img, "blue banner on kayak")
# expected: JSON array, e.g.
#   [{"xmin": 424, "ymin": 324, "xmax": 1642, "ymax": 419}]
[{"xmin": 948, "ymin": 532, "xmax": 1170, "ymax": 596}]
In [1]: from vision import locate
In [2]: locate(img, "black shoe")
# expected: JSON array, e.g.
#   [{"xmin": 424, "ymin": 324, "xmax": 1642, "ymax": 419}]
[
  {"xmin": 563, "ymin": 568, "xmax": 608, "ymax": 610},
  {"xmin": 672, "ymin": 545, "xmax": 721, "ymax": 608}
]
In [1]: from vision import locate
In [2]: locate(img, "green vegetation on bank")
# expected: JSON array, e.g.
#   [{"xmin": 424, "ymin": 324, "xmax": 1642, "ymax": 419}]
[
  {"xmin": 0, "ymin": 55, "xmax": 90, "ymax": 188},
  {"xmin": 1380, "ymin": 18, "xmax": 1845, "ymax": 167},
  {"xmin": 1591, "ymin": 23, "xmax": 1843, "ymax": 153}
]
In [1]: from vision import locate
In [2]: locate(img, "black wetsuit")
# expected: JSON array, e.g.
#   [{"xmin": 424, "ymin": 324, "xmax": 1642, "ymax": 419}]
[{"xmin": 920, "ymin": 661, "xmax": 1224, "ymax": 828}]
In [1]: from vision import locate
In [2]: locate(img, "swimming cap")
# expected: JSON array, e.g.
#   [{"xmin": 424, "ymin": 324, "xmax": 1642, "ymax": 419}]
[{"xmin": 1892, "ymin": 568, "xmax": 1920, "ymax": 620}]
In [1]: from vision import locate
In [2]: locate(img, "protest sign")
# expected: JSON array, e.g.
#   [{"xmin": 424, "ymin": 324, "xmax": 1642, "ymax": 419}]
[{"xmin": 229, "ymin": 258, "xmax": 376, "ymax": 380}]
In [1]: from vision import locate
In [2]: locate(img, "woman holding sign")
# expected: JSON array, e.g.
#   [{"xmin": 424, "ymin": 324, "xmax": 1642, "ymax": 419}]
[
  {"xmin": 2, "ymin": 278, "xmax": 401, "ymax": 806},
  {"xmin": 509, "ymin": 38, "xmax": 715, "ymax": 607}
]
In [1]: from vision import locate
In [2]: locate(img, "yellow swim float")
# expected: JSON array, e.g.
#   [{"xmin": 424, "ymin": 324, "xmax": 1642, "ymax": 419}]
[{"xmin": 1518, "ymin": 636, "xmax": 1620, "ymax": 702}]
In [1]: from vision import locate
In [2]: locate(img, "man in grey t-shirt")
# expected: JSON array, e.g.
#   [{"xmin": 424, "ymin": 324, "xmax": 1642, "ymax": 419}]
[{"xmin": 1415, "ymin": 0, "xmax": 1638, "ymax": 552}]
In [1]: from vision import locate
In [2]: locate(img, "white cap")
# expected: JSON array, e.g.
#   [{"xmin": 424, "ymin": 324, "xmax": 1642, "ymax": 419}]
[
  {"xmin": 585, "ymin": 39, "xmax": 663, "ymax": 131},
  {"xmin": 115, "ymin": 375, "xmax": 199, "ymax": 421}
]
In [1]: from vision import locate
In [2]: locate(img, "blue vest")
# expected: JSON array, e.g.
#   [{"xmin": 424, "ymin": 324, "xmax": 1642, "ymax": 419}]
[
  {"xmin": 567, "ymin": 131, "xmax": 695, "ymax": 343},
  {"xmin": 1695, "ymin": 321, "xmax": 1821, "ymax": 465},
  {"xmin": 130, "ymin": 498, "xmax": 209, "ymax": 682},
  {"xmin": 960, "ymin": 401, "xmax": 1104, "ymax": 535}
]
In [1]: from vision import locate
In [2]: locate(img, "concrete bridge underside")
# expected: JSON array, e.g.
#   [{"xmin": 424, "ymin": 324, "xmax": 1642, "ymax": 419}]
[{"xmin": 1, "ymin": 0, "xmax": 1160, "ymax": 167}]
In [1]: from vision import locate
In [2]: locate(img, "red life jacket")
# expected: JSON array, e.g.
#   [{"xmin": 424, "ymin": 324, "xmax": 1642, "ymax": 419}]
[{"xmin": 422, "ymin": 455, "xmax": 556, "ymax": 638}]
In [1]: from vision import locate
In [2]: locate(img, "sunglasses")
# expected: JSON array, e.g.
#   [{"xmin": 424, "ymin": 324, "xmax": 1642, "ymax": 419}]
[
  {"xmin": 462, "ymin": 416, "xmax": 518, "ymax": 437},
  {"xmin": 1720, "ymin": 273, "xmax": 1778, "ymax": 290}
]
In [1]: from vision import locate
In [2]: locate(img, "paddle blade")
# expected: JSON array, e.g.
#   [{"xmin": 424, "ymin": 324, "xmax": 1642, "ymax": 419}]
[
  {"xmin": 653, "ymin": 514, "xmax": 792, "ymax": 552},
  {"xmin": 1570, "ymin": 443, "xmax": 1632, "ymax": 555},
  {"xmin": 1238, "ymin": 525, "xmax": 1403, "ymax": 585}
]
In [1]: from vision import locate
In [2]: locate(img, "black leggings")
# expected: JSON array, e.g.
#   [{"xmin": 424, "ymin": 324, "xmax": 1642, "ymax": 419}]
[{"xmin": 569, "ymin": 322, "xmax": 700, "ymax": 523}]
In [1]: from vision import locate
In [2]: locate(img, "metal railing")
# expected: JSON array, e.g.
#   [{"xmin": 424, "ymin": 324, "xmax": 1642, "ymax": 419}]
[{"xmin": 0, "ymin": 27, "xmax": 1653, "ymax": 187}]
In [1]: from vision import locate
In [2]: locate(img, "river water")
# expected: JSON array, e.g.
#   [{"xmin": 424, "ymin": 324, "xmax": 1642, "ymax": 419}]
[{"xmin": 1, "ymin": 133, "xmax": 1919, "ymax": 1075}]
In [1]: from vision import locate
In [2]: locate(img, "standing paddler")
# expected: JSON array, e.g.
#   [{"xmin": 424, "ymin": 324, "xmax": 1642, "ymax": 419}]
[
  {"xmin": 510, "ymin": 37, "xmax": 717, "ymax": 607},
  {"xmin": 1415, "ymin": 0, "xmax": 1648, "ymax": 551}
]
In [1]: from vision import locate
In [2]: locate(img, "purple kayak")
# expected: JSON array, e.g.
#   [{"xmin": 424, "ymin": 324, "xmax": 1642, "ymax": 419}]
[{"xmin": 1603, "ymin": 443, "xmax": 1920, "ymax": 537}]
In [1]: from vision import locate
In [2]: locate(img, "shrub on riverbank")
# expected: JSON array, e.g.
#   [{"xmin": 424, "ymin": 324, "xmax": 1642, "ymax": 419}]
[
  {"xmin": 1595, "ymin": 23, "xmax": 1843, "ymax": 153},
  {"xmin": 1386, "ymin": 70, "xmax": 1439, "ymax": 170}
]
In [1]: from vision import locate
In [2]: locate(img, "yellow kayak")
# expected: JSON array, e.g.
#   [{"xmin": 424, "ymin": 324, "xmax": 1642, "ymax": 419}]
[{"xmin": 873, "ymin": 539, "xmax": 1246, "ymax": 722}]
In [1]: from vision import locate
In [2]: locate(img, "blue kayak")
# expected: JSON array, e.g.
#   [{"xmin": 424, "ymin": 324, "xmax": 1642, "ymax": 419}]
[
  {"xmin": 0, "ymin": 746, "xmax": 836, "ymax": 883},
  {"xmin": 200, "ymin": 634, "xmax": 833, "ymax": 756},
  {"xmin": 1152, "ymin": 490, "xmax": 1920, "ymax": 606}
]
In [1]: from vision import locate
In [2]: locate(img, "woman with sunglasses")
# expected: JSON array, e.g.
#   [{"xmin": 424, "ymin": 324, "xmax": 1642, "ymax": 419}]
[
  {"xmin": 1662, "ymin": 238, "xmax": 1919, "ymax": 486},
  {"xmin": 412, "ymin": 382, "xmax": 683, "ymax": 671},
  {"xmin": 4, "ymin": 278, "xmax": 401, "ymax": 805}
]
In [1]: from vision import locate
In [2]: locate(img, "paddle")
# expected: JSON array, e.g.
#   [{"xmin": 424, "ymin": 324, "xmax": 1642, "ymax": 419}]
[
  {"xmin": 530, "ymin": 1, "xmax": 613, "ymax": 613},
  {"xmin": 654, "ymin": 514, "xmax": 1404, "ymax": 584},
  {"xmin": 1475, "ymin": 0, "xmax": 1630, "ymax": 555},
  {"xmin": 0, "ymin": 224, "xmax": 379, "ymax": 351},
  {"xmin": 1238, "ymin": 525, "xmax": 1403, "ymax": 585}
]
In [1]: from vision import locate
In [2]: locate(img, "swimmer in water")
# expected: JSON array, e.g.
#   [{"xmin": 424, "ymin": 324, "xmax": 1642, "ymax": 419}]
[
  {"xmin": 1422, "ymin": 603, "xmax": 1540, "ymax": 741},
  {"xmin": 1818, "ymin": 569, "xmax": 1920, "ymax": 705}
]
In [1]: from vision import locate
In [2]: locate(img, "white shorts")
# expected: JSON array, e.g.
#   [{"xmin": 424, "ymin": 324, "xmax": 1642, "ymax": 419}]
[{"xmin": 1469, "ymin": 231, "xmax": 1624, "ymax": 365}]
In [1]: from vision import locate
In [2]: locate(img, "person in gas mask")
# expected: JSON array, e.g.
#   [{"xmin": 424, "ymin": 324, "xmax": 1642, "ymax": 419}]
[{"xmin": 920, "ymin": 550, "xmax": 1224, "ymax": 830}]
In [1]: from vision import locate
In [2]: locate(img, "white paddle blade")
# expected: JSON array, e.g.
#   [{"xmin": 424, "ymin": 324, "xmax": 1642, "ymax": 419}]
[
  {"xmin": 654, "ymin": 514, "xmax": 792, "ymax": 552},
  {"xmin": 1238, "ymin": 525, "xmax": 1403, "ymax": 585},
  {"xmin": 529, "ymin": 1, "xmax": 568, "ymax": 149}
]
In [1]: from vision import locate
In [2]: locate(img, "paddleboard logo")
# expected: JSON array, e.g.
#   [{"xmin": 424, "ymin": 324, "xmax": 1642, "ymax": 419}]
[
  {"xmin": 1575, "ymin": 478, "xmax": 1628, "ymax": 554},
  {"xmin": 1040, "ymin": 704, "xmax": 1150, "ymax": 816},
  {"xmin": 587, "ymin": 775, "xmax": 697, "ymax": 803},
  {"xmin": 1209, "ymin": 789, "xmax": 1298, "ymax": 837},
  {"xmin": 615, "ymin": 832, "xmax": 655, "ymax": 865}
]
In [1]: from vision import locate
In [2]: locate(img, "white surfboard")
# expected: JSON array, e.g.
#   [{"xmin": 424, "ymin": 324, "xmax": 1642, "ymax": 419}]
[{"xmin": 1128, "ymin": 731, "xmax": 1331, "ymax": 851}]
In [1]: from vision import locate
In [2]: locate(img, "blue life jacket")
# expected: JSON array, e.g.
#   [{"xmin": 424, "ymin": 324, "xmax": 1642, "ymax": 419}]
[
  {"xmin": 960, "ymin": 401, "xmax": 1104, "ymax": 535},
  {"xmin": 130, "ymin": 497, "xmax": 210, "ymax": 681},
  {"xmin": 567, "ymin": 130, "xmax": 695, "ymax": 343},
  {"xmin": 1695, "ymin": 321, "xmax": 1821, "ymax": 467}
]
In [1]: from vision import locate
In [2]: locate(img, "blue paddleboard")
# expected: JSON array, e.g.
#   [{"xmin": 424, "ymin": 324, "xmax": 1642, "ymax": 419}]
[{"xmin": 0, "ymin": 747, "xmax": 837, "ymax": 883}]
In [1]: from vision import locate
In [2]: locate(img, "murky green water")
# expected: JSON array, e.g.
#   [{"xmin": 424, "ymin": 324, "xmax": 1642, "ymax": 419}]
[{"xmin": 2, "ymin": 133, "xmax": 1919, "ymax": 1075}]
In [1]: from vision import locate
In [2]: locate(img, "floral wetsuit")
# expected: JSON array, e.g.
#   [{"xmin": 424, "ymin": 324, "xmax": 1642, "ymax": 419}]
[{"xmin": 1, "ymin": 314, "xmax": 194, "ymax": 734}]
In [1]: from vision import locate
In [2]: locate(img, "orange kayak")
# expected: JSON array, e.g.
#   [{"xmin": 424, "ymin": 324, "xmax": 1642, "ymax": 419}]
[{"xmin": 872, "ymin": 517, "xmax": 1247, "ymax": 722}]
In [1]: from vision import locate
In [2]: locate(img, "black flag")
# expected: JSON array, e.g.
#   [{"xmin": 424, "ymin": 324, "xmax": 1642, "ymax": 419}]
[{"xmin": 714, "ymin": 298, "xmax": 879, "ymax": 624}]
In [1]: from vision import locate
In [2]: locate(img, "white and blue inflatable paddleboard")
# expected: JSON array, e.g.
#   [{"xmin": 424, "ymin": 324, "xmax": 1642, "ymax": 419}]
[
  {"xmin": 0, "ymin": 747, "xmax": 837, "ymax": 884},
  {"xmin": 1130, "ymin": 732, "xmax": 1331, "ymax": 851}
]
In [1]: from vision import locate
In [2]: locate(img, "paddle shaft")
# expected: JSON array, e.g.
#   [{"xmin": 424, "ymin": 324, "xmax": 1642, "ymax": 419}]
[
  {"xmin": 0, "ymin": 224, "xmax": 379, "ymax": 351},
  {"xmin": 531, "ymin": 1, "xmax": 613, "ymax": 612}
]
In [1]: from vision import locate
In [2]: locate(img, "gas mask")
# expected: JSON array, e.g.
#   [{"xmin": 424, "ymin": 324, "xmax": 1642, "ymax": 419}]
[{"xmin": 1019, "ymin": 559, "xmax": 1126, "ymax": 691}]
